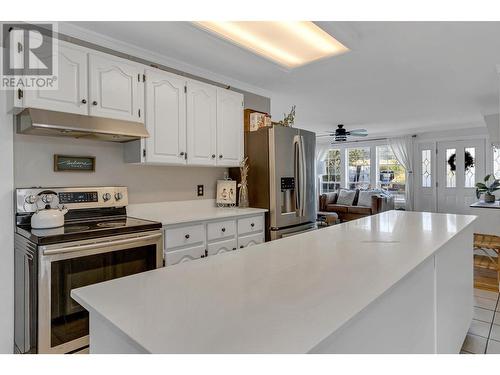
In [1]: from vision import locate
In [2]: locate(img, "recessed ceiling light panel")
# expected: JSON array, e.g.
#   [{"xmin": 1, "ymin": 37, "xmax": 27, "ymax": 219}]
[{"xmin": 194, "ymin": 21, "xmax": 349, "ymax": 68}]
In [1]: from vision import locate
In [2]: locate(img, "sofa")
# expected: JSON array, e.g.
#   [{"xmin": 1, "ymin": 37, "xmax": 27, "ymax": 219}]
[{"xmin": 319, "ymin": 189, "xmax": 395, "ymax": 222}]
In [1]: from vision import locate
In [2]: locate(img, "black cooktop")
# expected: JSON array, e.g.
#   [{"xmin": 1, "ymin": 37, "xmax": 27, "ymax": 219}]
[{"xmin": 16, "ymin": 216, "xmax": 162, "ymax": 245}]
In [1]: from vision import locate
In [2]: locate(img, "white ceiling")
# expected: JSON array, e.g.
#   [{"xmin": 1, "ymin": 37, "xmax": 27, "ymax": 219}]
[{"xmin": 69, "ymin": 21, "xmax": 500, "ymax": 136}]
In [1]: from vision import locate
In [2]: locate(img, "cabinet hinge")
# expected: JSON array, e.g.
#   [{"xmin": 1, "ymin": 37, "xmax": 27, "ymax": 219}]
[
  {"xmin": 184, "ymin": 86, "xmax": 187, "ymax": 93},
  {"xmin": 143, "ymin": 149, "xmax": 146, "ymax": 158},
  {"xmin": 17, "ymin": 88, "xmax": 23, "ymax": 100},
  {"xmin": 142, "ymin": 74, "xmax": 146, "ymax": 82}
]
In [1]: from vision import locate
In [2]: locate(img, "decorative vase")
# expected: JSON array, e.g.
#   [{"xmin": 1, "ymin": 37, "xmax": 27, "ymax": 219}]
[
  {"xmin": 238, "ymin": 184, "xmax": 249, "ymax": 208},
  {"xmin": 484, "ymin": 192, "xmax": 496, "ymax": 203}
]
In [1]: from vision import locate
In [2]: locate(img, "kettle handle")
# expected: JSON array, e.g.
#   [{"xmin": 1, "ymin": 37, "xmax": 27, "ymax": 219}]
[{"xmin": 37, "ymin": 190, "xmax": 58, "ymax": 197}]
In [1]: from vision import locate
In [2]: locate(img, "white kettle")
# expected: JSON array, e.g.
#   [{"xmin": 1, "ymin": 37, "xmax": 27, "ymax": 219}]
[{"xmin": 31, "ymin": 204, "xmax": 68, "ymax": 229}]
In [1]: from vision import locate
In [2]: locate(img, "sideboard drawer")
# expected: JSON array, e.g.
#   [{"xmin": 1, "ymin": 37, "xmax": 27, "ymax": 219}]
[
  {"xmin": 165, "ymin": 224, "xmax": 205, "ymax": 250},
  {"xmin": 207, "ymin": 238, "xmax": 237, "ymax": 256},
  {"xmin": 207, "ymin": 219, "xmax": 236, "ymax": 241},
  {"xmin": 237, "ymin": 215, "xmax": 264, "ymax": 236},
  {"xmin": 165, "ymin": 245, "xmax": 205, "ymax": 266}
]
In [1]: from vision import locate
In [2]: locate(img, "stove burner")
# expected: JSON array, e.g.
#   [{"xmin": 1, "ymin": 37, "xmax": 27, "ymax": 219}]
[
  {"xmin": 96, "ymin": 221, "xmax": 126, "ymax": 228},
  {"xmin": 65, "ymin": 225, "xmax": 90, "ymax": 233}
]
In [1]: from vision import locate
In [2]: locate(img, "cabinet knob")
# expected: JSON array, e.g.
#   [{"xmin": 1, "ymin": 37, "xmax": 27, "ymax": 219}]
[
  {"xmin": 212, "ymin": 154, "xmax": 216, "ymax": 159},
  {"xmin": 180, "ymin": 152, "xmax": 185, "ymax": 156},
  {"xmin": 92, "ymin": 101, "xmax": 98, "ymax": 106},
  {"xmin": 251, "ymin": 223, "xmax": 255, "ymax": 227},
  {"xmin": 81, "ymin": 99, "xmax": 87, "ymax": 104},
  {"xmin": 240, "ymin": 245, "xmax": 244, "ymax": 248},
  {"xmin": 185, "ymin": 234, "xmax": 190, "ymax": 239},
  {"xmin": 221, "ymin": 227, "xmax": 226, "ymax": 232},
  {"xmin": 219, "ymin": 154, "xmax": 223, "ymax": 159},
  {"xmin": 232, "ymin": 247, "xmax": 236, "ymax": 251}
]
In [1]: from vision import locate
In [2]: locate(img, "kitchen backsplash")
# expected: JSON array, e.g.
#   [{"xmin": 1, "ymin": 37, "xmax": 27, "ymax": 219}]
[{"xmin": 14, "ymin": 134, "xmax": 227, "ymax": 204}]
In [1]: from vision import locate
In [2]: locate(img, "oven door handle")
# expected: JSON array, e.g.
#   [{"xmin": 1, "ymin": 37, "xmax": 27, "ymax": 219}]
[{"xmin": 42, "ymin": 232, "xmax": 162, "ymax": 255}]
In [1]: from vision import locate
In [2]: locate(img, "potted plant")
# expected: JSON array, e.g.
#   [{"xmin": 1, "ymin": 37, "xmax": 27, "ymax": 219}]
[{"xmin": 475, "ymin": 174, "xmax": 500, "ymax": 203}]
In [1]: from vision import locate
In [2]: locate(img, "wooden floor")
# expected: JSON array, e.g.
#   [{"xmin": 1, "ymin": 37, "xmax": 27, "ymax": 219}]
[{"xmin": 474, "ymin": 255, "xmax": 499, "ymax": 292}]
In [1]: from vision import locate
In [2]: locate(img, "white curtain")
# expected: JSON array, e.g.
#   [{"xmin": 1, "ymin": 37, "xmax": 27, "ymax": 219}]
[
  {"xmin": 389, "ymin": 136, "xmax": 414, "ymax": 211},
  {"xmin": 315, "ymin": 140, "xmax": 331, "ymax": 203}
]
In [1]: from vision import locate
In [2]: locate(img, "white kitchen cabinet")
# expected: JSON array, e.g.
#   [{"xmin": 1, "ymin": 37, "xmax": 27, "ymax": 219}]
[
  {"xmin": 238, "ymin": 233, "xmax": 264, "ymax": 249},
  {"xmin": 186, "ymin": 80, "xmax": 217, "ymax": 166},
  {"xmin": 163, "ymin": 213, "xmax": 265, "ymax": 266},
  {"xmin": 88, "ymin": 53, "xmax": 144, "ymax": 123},
  {"xmin": 207, "ymin": 239, "xmax": 237, "ymax": 256},
  {"xmin": 165, "ymin": 245, "xmax": 206, "ymax": 266},
  {"xmin": 216, "ymin": 88, "xmax": 244, "ymax": 167},
  {"xmin": 144, "ymin": 69, "xmax": 187, "ymax": 164},
  {"xmin": 18, "ymin": 41, "xmax": 88, "ymax": 115}
]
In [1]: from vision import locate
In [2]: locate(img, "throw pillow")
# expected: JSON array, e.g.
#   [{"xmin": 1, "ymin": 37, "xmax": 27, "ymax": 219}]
[
  {"xmin": 336, "ymin": 189, "xmax": 357, "ymax": 205},
  {"xmin": 358, "ymin": 190, "xmax": 379, "ymax": 207}
]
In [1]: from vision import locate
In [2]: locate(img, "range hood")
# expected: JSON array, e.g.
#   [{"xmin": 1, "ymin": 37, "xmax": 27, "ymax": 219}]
[{"xmin": 16, "ymin": 108, "xmax": 149, "ymax": 142}]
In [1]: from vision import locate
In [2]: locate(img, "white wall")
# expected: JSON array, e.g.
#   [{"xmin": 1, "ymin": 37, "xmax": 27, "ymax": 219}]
[
  {"xmin": 14, "ymin": 134, "xmax": 229, "ymax": 204},
  {"xmin": 0, "ymin": 88, "xmax": 14, "ymax": 353}
]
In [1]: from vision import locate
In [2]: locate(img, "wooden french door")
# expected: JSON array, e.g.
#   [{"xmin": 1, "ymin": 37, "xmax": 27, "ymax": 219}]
[{"xmin": 436, "ymin": 140, "xmax": 485, "ymax": 214}]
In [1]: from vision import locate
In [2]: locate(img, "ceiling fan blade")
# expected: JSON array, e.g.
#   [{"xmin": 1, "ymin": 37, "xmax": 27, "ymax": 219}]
[
  {"xmin": 348, "ymin": 132, "xmax": 368, "ymax": 137},
  {"xmin": 347, "ymin": 129, "xmax": 367, "ymax": 134}
]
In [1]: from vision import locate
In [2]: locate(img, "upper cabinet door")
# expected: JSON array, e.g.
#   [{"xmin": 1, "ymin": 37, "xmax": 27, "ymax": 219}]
[
  {"xmin": 186, "ymin": 80, "xmax": 217, "ymax": 166},
  {"xmin": 144, "ymin": 69, "xmax": 187, "ymax": 164},
  {"xmin": 89, "ymin": 53, "xmax": 144, "ymax": 122},
  {"xmin": 22, "ymin": 41, "xmax": 88, "ymax": 115},
  {"xmin": 216, "ymin": 88, "xmax": 244, "ymax": 167}
]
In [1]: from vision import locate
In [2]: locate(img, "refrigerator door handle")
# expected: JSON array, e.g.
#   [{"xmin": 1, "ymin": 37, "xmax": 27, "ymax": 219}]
[
  {"xmin": 299, "ymin": 135, "xmax": 307, "ymax": 217},
  {"xmin": 293, "ymin": 135, "xmax": 301, "ymax": 216}
]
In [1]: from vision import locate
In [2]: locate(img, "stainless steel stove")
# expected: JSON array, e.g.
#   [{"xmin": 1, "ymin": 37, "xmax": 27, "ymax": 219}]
[{"xmin": 14, "ymin": 187, "xmax": 164, "ymax": 354}]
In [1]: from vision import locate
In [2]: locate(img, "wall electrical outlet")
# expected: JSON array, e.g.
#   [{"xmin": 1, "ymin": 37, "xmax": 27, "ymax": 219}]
[{"xmin": 197, "ymin": 185, "xmax": 204, "ymax": 197}]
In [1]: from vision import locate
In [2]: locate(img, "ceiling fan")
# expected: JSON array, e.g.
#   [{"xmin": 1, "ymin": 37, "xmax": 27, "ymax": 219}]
[{"xmin": 328, "ymin": 124, "xmax": 368, "ymax": 142}]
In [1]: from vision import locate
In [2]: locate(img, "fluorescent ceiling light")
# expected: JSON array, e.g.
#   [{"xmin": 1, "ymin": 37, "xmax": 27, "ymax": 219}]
[{"xmin": 194, "ymin": 21, "xmax": 349, "ymax": 69}]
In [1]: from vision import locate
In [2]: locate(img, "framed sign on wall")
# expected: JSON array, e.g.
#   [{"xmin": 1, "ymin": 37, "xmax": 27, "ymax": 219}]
[{"xmin": 54, "ymin": 155, "xmax": 96, "ymax": 172}]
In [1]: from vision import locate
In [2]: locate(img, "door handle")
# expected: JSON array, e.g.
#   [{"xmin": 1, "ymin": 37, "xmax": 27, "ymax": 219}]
[{"xmin": 293, "ymin": 135, "xmax": 301, "ymax": 216}]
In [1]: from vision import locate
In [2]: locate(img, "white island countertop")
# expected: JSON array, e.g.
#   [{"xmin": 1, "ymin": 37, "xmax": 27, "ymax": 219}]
[
  {"xmin": 72, "ymin": 211, "xmax": 476, "ymax": 353},
  {"xmin": 127, "ymin": 199, "xmax": 267, "ymax": 226}
]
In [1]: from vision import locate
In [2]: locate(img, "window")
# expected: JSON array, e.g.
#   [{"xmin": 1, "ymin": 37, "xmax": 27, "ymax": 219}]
[
  {"xmin": 464, "ymin": 147, "xmax": 476, "ymax": 188},
  {"xmin": 321, "ymin": 149, "xmax": 341, "ymax": 193},
  {"xmin": 376, "ymin": 145, "xmax": 406, "ymax": 204},
  {"xmin": 421, "ymin": 149, "xmax": 432, "ymax": 188},
  {"xmin": 494, "ymin": 146, "xmax": 500, "ymax": 179},
  {"xmin": 445, "ymin": 148, "xmax": 456, "ymax": 188},
  {"xmin": 347, "ymin": 147, "xmax": 370, "ymax": 190}
]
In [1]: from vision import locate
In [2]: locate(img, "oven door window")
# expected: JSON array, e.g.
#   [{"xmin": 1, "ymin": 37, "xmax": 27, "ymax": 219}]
[{"xmin": 50, "ymin": 245, "xmax": 157, "ymax": 347}]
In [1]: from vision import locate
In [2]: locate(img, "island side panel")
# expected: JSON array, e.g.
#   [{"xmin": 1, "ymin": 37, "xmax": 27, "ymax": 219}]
[
  {"xmin": 435, "ymin": 227, "xmax": 474, "ymax": 353},
  {"xmin": 309, "ymin": 256, "xmax": 436, "ymax": 354},
  {"xmin": 90, "ymin": 312, "xmax": 148, "ymax": 354}
]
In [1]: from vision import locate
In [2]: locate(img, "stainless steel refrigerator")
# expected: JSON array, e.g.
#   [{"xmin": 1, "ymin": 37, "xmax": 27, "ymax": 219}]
[{"xmin": 245, "ymin": 125, "xmax": 316, "ymax": 240}]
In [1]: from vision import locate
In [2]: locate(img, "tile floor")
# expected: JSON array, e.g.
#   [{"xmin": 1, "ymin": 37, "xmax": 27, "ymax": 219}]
[{"xmin": 461, "ymin": 288, "xmax": 500, "ymax": 354}]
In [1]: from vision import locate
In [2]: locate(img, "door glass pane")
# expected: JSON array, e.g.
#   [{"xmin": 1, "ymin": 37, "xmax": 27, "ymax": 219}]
[
  {"xmin": 347, "ymin": 147, "xmax": 370, "ymax": 189},
  {"xmin": 50, "ymin": 245, "xmax": 156, "ymax": 348},
  {"xmin": 446, "ymin": 148, "xmax": 456, "ymax": 188},
  {"xmin": 421, "ymin": 149, "xmax": 432, "ymax": 188},
  {"xmin": 321, "ymin": 149, "xmax": 341, "ymax": 193},
  {"xmin": 494, "ymin": 146, "xmax": 500, "ymax": 179},
  {"xmin": 464, "ymin": 147, "xmax": 476, "ymax": 188}
]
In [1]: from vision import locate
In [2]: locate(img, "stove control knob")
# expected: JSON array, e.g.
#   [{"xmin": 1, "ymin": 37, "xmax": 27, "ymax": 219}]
[
  {"xmin": 103, "ymin": 193, "xmax": 111, "ymax": 202},
  {"xmin": 25, "ymin": 195, "xmax": 37, "ymax": 204},
  {"xmin": 115, "ymin": 192, "xmax": 123, "ymax": 201}
]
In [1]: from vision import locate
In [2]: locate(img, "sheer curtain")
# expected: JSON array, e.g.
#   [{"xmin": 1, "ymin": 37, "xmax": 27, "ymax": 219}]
[
  {"xmin": 316, "ymin": 140, "xmax": 331, "ymax": 202},
  {"xmin": 389, "ymin": 136, "xmax": 414, "ymax": 211}
]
